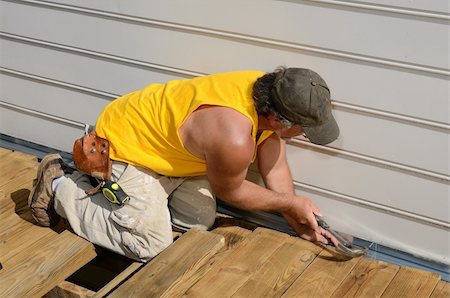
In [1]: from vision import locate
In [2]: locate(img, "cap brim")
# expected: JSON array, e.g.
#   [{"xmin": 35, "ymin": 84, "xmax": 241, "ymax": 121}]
[{"xmin": 303, "ymin": 115, "xmax": 339, "ymax": 145}]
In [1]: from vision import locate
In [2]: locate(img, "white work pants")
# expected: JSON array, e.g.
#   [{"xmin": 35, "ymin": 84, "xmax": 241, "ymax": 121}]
[{"xmin": 54, "ymin": 162, "xmax": 216, "ymax": 262}]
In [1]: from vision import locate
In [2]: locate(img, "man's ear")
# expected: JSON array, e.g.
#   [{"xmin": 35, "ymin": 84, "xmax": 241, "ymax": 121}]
[{"xmin": 267, "ymin": 114, "xmax": 283, "ymax": 129}]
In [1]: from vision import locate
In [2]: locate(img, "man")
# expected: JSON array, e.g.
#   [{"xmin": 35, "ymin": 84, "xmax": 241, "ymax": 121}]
[{"xmin": 29, "ymin": 67, "xmax": 340, "ymax": 262}]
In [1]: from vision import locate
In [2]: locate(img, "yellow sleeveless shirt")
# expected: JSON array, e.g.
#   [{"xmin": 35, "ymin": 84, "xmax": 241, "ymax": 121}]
[{"xmin": 96, "ymin": 70, "xmax": 273, "ymax": 177}]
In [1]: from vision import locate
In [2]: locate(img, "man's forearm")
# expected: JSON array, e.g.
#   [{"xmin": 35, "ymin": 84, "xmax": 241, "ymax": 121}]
[{"xmin": 217, "ymin": 179, "xmax": 293, "ymax": 213}]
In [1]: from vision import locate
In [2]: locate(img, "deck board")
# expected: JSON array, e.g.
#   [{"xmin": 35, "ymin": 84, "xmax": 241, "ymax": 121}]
[
  {"xmin": 331, "ymin": 257, "xmax": 400, "ymax": 297},
  {"xmin": 281, "ymin": 248, "xmax": 361, "ymax": 297},
  {"xmin": 110, "ymin": 229, "xmax": 225, "ymax": 297},
  {"xmin": 430, "ymin": 280, "xmax": 450, "ymax": 298},
  {"xmin": 0, "ymin": 230, "xmax": 96, "ymax": 297},
  {"xmin": 381, "ymin": 267, "xmax": 441, "ymax": 297},
  {"xmin": 159, "ymin": 226, "xmax": 253, "ymax": 298},
  {"xmin": 0, "ymin": 148, "xmax": 97, "ymax": 297},
  {"xmin": 183, "ymin": 228, "xmax": 290, "ymax": 297},
  {"xmin": 232, "ymin": 235, "xmax": 322, "ymax": 297},
  {"xmin": 0, "ymin": 147, "xmax": 448, "ymax": 297}
]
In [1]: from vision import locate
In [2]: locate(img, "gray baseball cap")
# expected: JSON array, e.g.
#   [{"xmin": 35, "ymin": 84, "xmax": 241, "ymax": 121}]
[{"xmin": 272, "ymin": 68, "xmax": 339, "ymax": 145}]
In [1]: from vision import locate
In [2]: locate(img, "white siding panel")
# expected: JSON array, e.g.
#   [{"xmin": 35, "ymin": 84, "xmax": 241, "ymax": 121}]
[
  {"xmin": 306, "ymin": 189, "xmax": 450, "ymax": 265},
  {"xmin": 1, "ymin": 1, "xmax": 448, "ymax": 124},
  {"xmin": 0, "ymin": 38, "xmax": 184, "ymax": 96},
  {"xmin": 287, "ymin": 145, "xmax": 449, "ymax": 223},
  {"xmin": 1, "ymin": 40, "xmax": 447, "ymax": 174},
  {"xmin": 0, "ymin": 106, "xmax": 83, "ymax": 152},
  {"xmin": 333, "ymin": 110, "xmax": 449, "ymax": 175},
  {"xmin": 28, "ymin": 0, "xmax": 449, "ymax": 69},
  {"xmin": 0, "ymin": 74, "xmax": 107, "ymax": 125},
  {"xmin": 353, "ymin": 0, "xmax": 449, "ymax": 13}
]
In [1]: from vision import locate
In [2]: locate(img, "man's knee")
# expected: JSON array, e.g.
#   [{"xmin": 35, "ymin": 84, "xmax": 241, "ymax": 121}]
[{"xmin": 169, "ymin": 176, "xmax": 216, "ymax": 231}]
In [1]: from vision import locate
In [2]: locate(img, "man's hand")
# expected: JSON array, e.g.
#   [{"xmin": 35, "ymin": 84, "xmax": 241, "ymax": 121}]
[{"xmin": 282, "ymin": 196, "xmax": 339, "ymax": 246}]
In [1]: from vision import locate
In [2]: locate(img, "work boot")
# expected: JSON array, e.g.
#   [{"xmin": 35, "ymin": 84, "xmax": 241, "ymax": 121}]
[{"xmin": 28, "ymin": 153, "xmax": 71, "ymax": 227}]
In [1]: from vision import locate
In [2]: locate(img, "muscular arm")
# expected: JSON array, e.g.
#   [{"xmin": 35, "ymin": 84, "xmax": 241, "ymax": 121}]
[
  {"xmin": 183, "ymin": 107, "xmax": 291, "ymax": 213},
  {"xmin": 181, "ymin": 106, "xmax": 332, "ymax": 244},
  {"xmin": 257, "ymin": 133, "xmax": 295, "ymax": 194},
  {"xmin": 256, "ymin": 134, "xmax": 338, "ymax": 245},
  {"xmin": 204, "ymin": 118, "xmax": 293, "ymax": 213}
]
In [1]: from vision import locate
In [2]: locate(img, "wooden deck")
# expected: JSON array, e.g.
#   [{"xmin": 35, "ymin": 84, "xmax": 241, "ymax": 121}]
[{"xmin": 0, "ymin": 147, "xmax": 449, "ymax": 297}]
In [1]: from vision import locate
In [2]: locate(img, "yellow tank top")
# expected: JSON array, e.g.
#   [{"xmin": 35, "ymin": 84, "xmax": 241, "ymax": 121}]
[{"xmin": 96, "ymin": 70, "xmax": 273, "ymax": 176}]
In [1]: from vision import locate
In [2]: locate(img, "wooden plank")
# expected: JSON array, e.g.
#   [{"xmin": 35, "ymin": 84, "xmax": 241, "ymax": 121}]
[
  {"xmin": 160, "ymin": 226, "xmax": 252, "ymax": 298},
  {"xmin": 0, "ymin": 147, "xmax": 12, "ymax": 157},
  {"xmin": 8, "ymin": 150, "xmax": 38, "ymax": 162},
  {"xmin": 0, "ymin": 159, "xmax": 38, "ymax": 213},
  {"xmin": 430, "ymin": 280, "xmax": 450, "ymax": 298},
  {"xmin": 0, "ymin": 148, "xmax": 37, "ymax": 162},
  {"xmin": 232, "ymin": 236, "xmax": 323, "ymax": 297},
  {"xmin": 0, "ymin": 230, "xmax": 96, "ymax": 297},
  {"xmin": 183, "ymin": 227, "xmax": 290, "ymax": 297},
  {"xmin": 0, "ymin": 153, "xmax": 37, "ymax": 215},
  {"xmin": 0, "ymin": 210, "xmax": 35, "ymax": 243},
  {"xmin": 331, "ymin": 257, "xmax": 399, "ymax": 297},
  {"xmin": 282, "ymin": 248, "xmax": 361, "ymax": 297},
  {"xmin": 0, "ymin": 178, "xmax": 35, "ymax": 216},
  {"xmin": 44, "ymin": 280, "xmax": 96, "ymax": 298},
  {"xmin": 0, "ymin": 210, "xmax": 68, "ymax": 262},
  {"xmin": 0, "ymin": 157, "xmax": 37, "ymax": 189},
  {"xmin": 212, "ymin": 224, "xmax": 253, "ymax": 250},
  {"xmin": 381, "ymin": 267, "xmax": 441, "ymax": 297},
  {"xmin": 110, "ymin": 229, "xmax": 225, "ymax": 297}
]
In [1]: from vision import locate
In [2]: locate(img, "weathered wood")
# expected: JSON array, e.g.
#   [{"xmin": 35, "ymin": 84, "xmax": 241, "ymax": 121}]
[
  {"xmin": 4, "ymin": 149, "xmax": 38, "ymax": 162},
  {"xmin": 232, "ymin": 236, "xmax": 323, "ymax": 298},
  {"xmin": 44, "ymin": 280, "xmax": 96, "ymax": 298},
  {"xmin": 0, "ymin": 178, "xmax": 35, "ymax": 216},
  {"xmin": 0, "ymin": 230, "xmax": 97, "ymax": 297},
  {"xmin": 212, "ymin": 224, "xmax": 253, "ymax": 250},
  {"xmin": 110, "ymin": 229, "xmax": 225, "ymax": 297},
  {"xmin": 160, "ymin": 226, "xmax": 252, "ymax": 298},
  {"xmin": 331, "ymin": 257, "xmax": 399, "ymax": 298},
  {"xmin": 0, "ymin": 155, "xmax": 37, "ymax": 189},
  {"xmin": 0, "ymin": 214, "xmax": 58, "ymax": 262},
  {"xmin": 0, "ymin": 147, "xmax": 11, "ymax": 157},
  {"xmin": 381, "ymin": 267, "xmax": 441, "ymax": 297},
  {"xmin": 0, "ymin": 209, "xmax": 35, "ymax": 242},
  {"xmin": 0, "ymin": 152, "xmax": 37, "ymax": 215},
  {"xmin": 430, "ymin": 280, "xmax": 450, "ymax": 298},
  {"xmin": 282, "ymin": 247, "xmax": 361, "ymax": 297},
  {"xmin": 183, "ymin": 227, "xmax": 290, "ymax": 297}
]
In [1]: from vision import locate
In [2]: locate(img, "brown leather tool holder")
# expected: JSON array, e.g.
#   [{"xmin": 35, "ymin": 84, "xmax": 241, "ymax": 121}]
[{"xmin": 73, "ymin": 131, "xmax": 112, "ymax": 183}]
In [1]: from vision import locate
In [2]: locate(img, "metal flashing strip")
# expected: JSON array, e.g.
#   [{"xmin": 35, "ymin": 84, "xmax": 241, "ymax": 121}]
[{"xmin": 0, "ymin": 133, "xmax": 73, "ymax": 162}]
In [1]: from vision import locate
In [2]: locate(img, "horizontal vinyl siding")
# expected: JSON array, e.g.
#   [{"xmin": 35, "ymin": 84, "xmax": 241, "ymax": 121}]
[{"xmin": 1, "ymin": 0, "xmax": 449, "ymax": 265}]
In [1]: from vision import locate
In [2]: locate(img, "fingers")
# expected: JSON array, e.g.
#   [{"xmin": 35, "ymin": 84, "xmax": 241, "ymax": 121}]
[
  {"xmin": 323, "ymin": 229, "xmax": 339, "ymax": 247},
  {"xmin": 284, "ymin": 214, "xmax": 330, "ymax": 245},
  {"xmin": 304, "ymin": 197, "xmax": 321, "ymax": 231},
  {"xmin": 307, "ymin": 212, "xmax": 319, "ymax": 232}
]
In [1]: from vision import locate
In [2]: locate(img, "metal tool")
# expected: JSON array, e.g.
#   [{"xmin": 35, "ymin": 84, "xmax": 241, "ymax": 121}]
[
  {"xmin": 316, "ymin": 216, "xmax": 367, "ymax": 258},
  {"xmin": 102, "ymin": 181, "xmax": 130, "ymax": 206}
]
